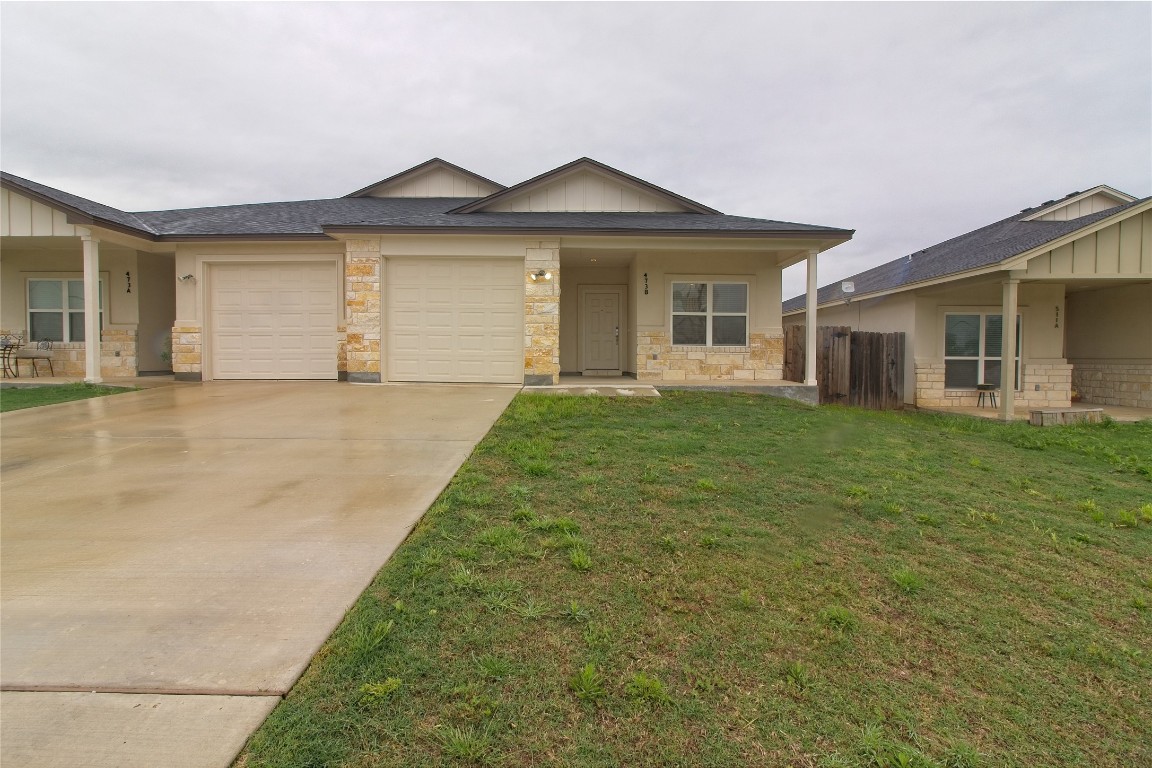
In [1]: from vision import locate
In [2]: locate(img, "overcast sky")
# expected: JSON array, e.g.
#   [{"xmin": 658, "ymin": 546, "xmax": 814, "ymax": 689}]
[{"xmin": 2, "ymin": 1, "xmax": 1149, "ymax": 298}]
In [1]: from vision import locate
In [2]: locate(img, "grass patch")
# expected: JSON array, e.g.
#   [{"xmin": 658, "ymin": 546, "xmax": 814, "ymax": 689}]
[
  {"xmin": 240, "ymin": 393, "xmax": 1152, "ymax": 767},
  {"xmin": 0, "ymin": 382, "xmax": 131, "ymax": 412}
]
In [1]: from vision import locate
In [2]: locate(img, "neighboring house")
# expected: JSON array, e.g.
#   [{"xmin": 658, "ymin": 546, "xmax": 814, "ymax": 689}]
[
  {"xmin": 1, "ymin": 158, "xmax": 852, "ymax": 385},
  {"xmin": 783, "ymin": 186, "xmax": 1152, "ymax": 415}
]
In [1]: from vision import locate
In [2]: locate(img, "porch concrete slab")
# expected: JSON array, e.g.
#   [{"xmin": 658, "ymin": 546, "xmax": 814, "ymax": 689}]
[
  {"xmin": 1, "ymin": 382, "xmax": 516, "ymax": 763},
  {"xmin": 0, "ymin": 691, "xmax": 278, "ymax": 768},
  {"xmin": 919, "ymin": 403, "xmax": 1151, "ymax": 423}
]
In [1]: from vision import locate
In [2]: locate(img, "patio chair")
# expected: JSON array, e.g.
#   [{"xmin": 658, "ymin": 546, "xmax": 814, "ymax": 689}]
[{"xmin": 15, "ymin": 340, "xmax": 54, "ymax": 377}]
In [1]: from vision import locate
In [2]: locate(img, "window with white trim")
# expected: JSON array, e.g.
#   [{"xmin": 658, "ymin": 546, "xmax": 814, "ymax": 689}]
[
  {"xmin": 671, "ymin": 282, "xmax": 748, "ymax": 346},
  {"xmin": 944, "ymin": 313, "xmax": 1020, "ymax": 389},
  {"xmin": 27, "ymin": 279, "xmax": 104, "ymax": 342}
]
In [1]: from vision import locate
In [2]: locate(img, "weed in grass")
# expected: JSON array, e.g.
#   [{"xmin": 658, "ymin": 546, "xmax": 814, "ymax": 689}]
[
  {"xmin": 511, "ymin": 597, "xmax": 550, "ymax": 620},
  {"xmin": 820, "ymin": 605, "xmax": 860, "ymax": 636},
  {"xmin": 435, "ymin": 724, "xmax": 492, "ymax": 762},
  {"xmin": 579, "ymin": 472, "xmax": 604, "ymax": 486},
  {"xmin": 1140, "ymin": 504, "xmax": 1152, "ymax": 523},
  {"xmin": 481, "ymin": 591, "xmax": 516, "ymax": 613},
  {"xmin": 846, "ymin": 485, "xmax": 870, "ymax": 499},
  {"xmin": 882, "ymin": 502, "xmax": 905, "ymax": 518},
  {"xmin": 451, "ymin": 564, "xmax": 483, "ymax": 591},
  {"xmin": 569, "ymin": 547, "xmax": 593, "ymax": 572},
  {"xmin": 506, "ymin": 484, "xmax": 531, "ymax": 502},
  {"xmin": 1113, "ymin": 509, "xmax": 1139, "ymax": 528},
  {"xmin": 476, "ymin": 524, "xmax": 525, "ymax": 551},
  {"xmin": 569, "ymin": 663, "xmax": 607, "ymax": 703},
  {"xmin": 697, "ymin": 478, "xmax": 718, "ymax": 491},
  {"xmin": 624, "ymin": 672, "xmax": 672, "ymax": 706},
  {"xmin": 914, "ymin": 513, "xmax": 942, "ymax": 528},
  {"xmin": 942, "ymin": 742, "xmax": 983, "ymax": 768},
  {"xmin": 510, "ymin": 506, "xmax": 536, "ymax": 524},
  {"xmin": 475, "ymin": 655, "xmax": 514, "ymax": 680},
  {"xmin": 784, "ymin": 661, "xmax": 815, "ymax": 691},
  {"xmin": 392, "ymin": 600, "xmax": 406, "ymax": 613},
  {"xmin": 658, "ymin": 535, "xmax": 679, "ymax": 554},
  {"xmin": 734, "ymin": 589, "xmax": 757, "ymax": 611},
  {"xmin": 1132, "ymin": 596, "xmax": 1148, "ymax": 613},
  {"xmin": 521, "ymin": 458, "xmax": 553, "ymax": 476},
  {"xmin": 560, "ymin": 600, "xmax": 591, "ymax": 623},
  {"xmin": 698, "ymin": 535, "xmax": 719, "ymax": 549},
  {"xmin": 1077, "ymin": 499, "xmax": 1100, "ymax": 514},
  {"xmin": 582, "ymin": 624, "xmax": 613, "ymax": 651},
  {"xmin": 453, "ymin": 546, "xmax": 479, "ymax": 562},
  {"xmin": 359, "ymin": 677, "xmax": 402, "ymax": 704},
  {"xmin": 349, "ymin": 619, "xmax": 394, "ymax": 658},
  {"xmin": 891, "ymin": 566, "xmax": 925, "ymax": 595}
]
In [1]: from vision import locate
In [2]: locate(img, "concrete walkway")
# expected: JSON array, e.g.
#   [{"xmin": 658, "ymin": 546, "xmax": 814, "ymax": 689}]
[
  {"xmin": 919, "ymin": 402, "xmax": 1151, "ymax": 423},
  {"xmin": 0, "ymin": 381, "xmax": 517, "ymax": 767}
]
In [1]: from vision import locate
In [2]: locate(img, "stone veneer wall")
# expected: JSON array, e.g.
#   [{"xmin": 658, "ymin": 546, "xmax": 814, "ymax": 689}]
[
  {"xmin": 524, "ymin": 242, "xmax": 560, "ymax": 386},
  {"xmin": 4, "ymin": 328, "xmax": 139, "ymax": 378},
  {"xmin": 344, "ymin": 240, "xmax": 382, "ymax": 383},
  {"xmin": 1071, "ymin": 361, "xmax": 1152, "ymax": 408},
  {"xmin": 172, "ymin": 325, "xmax": 202, "ymax": 380},
  {"xmin": 915, "ymin": 362, "xmax": 1072, "ymax": 408},
  {"xmin": 636, "ymin": 332, "xmax": 784, "ymax": 382}
]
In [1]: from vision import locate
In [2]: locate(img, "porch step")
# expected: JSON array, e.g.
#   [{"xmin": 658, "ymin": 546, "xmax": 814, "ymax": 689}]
[{"xmin": 1029, "ymin": 408, "xmax": 1104, "ymax": 427}]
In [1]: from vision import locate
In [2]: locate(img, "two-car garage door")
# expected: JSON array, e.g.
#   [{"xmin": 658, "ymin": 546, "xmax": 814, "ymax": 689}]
[
  {"xmin": 388, "ymin": 259, "xmax": 523, "ymax": 383},
  {"xmin": 208, "ymin": 258, "xmax": 523, "ymax": 383}
]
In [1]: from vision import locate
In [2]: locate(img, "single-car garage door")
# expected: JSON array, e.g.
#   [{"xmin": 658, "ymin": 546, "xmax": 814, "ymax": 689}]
[
  {"xmin": 210, "ymin": 262, "xmax": 338, "ymax": 379},
  {"xmin": 388, "ymin": 258, "xmax": 522, "ymax": 383}
]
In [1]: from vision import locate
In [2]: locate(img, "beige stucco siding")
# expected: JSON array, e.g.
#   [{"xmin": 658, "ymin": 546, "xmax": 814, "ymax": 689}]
[
  {"xmin": 1025, "ymin": 210, "xmax": 1152, "ymax": 278},
  {"xmin": 1066, "ymin": 283, "xmax": 1152, "ymax": 360},
  {"xmin": 0, "ymin": 189, "xmax": 79, "ymax": 237},
  {"xmin": 487, "ymin": 170, "xmax": 689, "ymax": 213},
  {"xmin": 0, "ymin": 246, "xmax": 140, "ymax": 334}
]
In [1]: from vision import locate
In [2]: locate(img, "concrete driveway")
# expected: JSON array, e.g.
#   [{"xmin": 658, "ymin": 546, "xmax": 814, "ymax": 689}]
[{"xmin": 0, "ymin": 381, "xmax": 517, "ymax": 767}]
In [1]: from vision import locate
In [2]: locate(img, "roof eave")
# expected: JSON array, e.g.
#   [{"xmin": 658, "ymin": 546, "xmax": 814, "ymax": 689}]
[
  {"xmin": 321, "ymin": 224, "xmax": 853, "ymax": 239},
  {"xmin": 0, "ymin": 176, "xmax": 160, "ymax": 241}
]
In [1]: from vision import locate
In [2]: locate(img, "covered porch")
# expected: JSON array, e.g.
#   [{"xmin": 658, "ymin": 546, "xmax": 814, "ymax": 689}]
[{"xmin": 554, "ymin": 239, "xmax": 828, "ymax": 389}]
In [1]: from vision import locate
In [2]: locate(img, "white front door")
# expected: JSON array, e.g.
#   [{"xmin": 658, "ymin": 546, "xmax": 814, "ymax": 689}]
[{"xmin": 582, "ymin": 290, "xmax": 621, "ymax": 374}]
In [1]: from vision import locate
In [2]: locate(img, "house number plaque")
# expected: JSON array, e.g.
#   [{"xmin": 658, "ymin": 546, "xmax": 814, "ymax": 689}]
[
  {"xmin": 126, "ymin": 271, "xmax": 132, "ymax": 293},
  {"xmin": 643, "ymin": 272, "xmax": 649, "ymax": 295}
]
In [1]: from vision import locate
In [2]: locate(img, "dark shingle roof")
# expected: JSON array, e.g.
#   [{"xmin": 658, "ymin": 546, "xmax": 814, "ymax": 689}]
[
  {"xmin": 782, "ymin": 197, "xmax": 1149, "ymax": 313},
  {"xmin": 2, "ymin": 170, "xmax": 852, "ymax": 239},
  {"xmin": 1, "ymin": 171, "xmax": 158, "ymax": 235}
]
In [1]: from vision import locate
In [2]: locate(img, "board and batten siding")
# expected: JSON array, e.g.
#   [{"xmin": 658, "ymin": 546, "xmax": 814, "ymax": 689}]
[
  {"xmin": 0, "ymin": 189, "xmax": 79, "ymax": 237},
  {"xmin": 486, "ymin": 169, "xmax": 689, "ymax": 213},
  {"xmin": 1030, "ymin": 192, "xmax": 1130, "ymax": 222},
  {"xmin": 1025, "ymin": 210, "xmax": 1152, "ymax": 278},
  {"xmin": 368, "ymin": 167, "xmax": 501, "ymax": 198}
]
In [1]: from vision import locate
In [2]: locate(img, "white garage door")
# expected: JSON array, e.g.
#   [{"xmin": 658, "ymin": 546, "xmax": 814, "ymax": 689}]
[
  {"xmin": 210, "ymin": 262, "xmax": 338, "ymax": 380},
  {"xmin": 388, "ymin": 259, "xmax": 522, "ymax": 383}
]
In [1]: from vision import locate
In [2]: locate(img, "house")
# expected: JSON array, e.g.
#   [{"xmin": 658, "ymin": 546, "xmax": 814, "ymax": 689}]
[
  {"xmin": 1, "ymin": 158, "xmax": 853, "ymax": 387},
  {"xmin": 783, "ymin": 186, "xmax": 1152, "ymax": 418}
]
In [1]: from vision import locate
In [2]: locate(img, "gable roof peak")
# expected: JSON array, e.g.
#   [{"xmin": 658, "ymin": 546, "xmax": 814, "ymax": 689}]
[
  {"xmin": 448, "ymin": 157, "xmax": 722, "ymax": 215},
  {"xmin": 344, "ymin": 158, "xmax": 505, "ymax": 199}
]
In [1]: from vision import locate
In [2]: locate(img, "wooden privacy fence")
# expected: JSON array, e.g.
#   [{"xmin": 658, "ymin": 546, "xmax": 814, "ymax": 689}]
[{"xmin": 784, "ymin": 325, "xmax": 906, "ymax": 410}]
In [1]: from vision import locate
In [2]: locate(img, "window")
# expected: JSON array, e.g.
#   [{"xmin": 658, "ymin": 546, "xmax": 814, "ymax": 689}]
[
  {"xmin": 671, "ymin": 282, "xmax": 748, "ymax": 346},
  {"xmin": 944, "ymin": 313, "xmax": 1020, "ymax": 389},
  {"xmin": 27, "ymin": 279, "xmax": 103, "ymax": 342}
]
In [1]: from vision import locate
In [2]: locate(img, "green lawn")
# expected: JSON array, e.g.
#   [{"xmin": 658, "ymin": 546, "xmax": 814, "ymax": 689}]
[
  {"xmin": 0, "ymin": 382, "xmax": 131, "ymax": 412},
  {"xmin": 238, "ymin": 393, "xmax": 1151, "ymax": 768}
]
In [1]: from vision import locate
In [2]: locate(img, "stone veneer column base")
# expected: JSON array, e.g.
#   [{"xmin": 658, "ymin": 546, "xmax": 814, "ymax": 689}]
[
  {"xmin": 524, "ymin": 242, "xmax": 560, "ymax": 385},
  {"xmin": 172, "ymin": 325, "xmax": 203, "ymax": 379},
  {"xmin": 636, "ymin": 332, "xmax": 784, "ymax": 382},
  {"xmin": 915, "ymin": 361, "xmax": 1072, "ymax": 408},
  {"xmin": 344, "ymin": 240, "xmax": 382, "ymax": 381},
  {"xmin": 1071, "ymin": 360, "xmax": 1152, "ymax": 408}
]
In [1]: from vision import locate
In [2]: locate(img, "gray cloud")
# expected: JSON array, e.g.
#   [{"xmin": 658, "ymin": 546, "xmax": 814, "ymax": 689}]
[{"xmin": 2, "ymin": 2, "xmax": 1148, "ymax": 297}]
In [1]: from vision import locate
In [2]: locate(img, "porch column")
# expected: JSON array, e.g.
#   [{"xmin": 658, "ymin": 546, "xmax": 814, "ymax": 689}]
[
  {"xmin": 804, "ymin": 248, "xmax": 818, "ymax": 386},
  {"xmin": 81, "ymin": 231, "xmax": 102, "ymax": 383},
  {"xmin": 998, "ymin": 275, "xmax": 1020, "ymax": 421}
]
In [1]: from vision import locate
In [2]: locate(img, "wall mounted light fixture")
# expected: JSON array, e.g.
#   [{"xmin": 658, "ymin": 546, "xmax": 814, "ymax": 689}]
[
  {"xmin": 178, "ymin": 274, "xmax": 196, "ymax": 283},
  {"xmin": 530, "ymin": 269, "xmax": 553, "ymax": 282}
]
